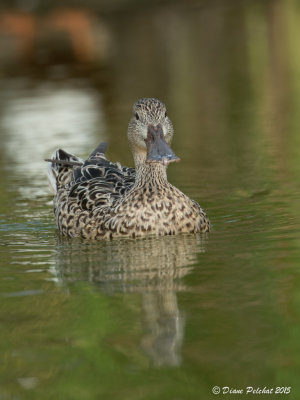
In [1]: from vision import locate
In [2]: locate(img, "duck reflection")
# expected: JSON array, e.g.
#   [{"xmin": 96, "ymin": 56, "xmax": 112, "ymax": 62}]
[{"xmin": 54, "ymin": 233, "xmax": 208, "ymax": 366}]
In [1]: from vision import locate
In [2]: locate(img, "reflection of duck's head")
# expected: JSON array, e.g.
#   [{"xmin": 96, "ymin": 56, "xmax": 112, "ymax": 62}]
[{"xmin": 128, "ymin": 98, "xmax": 180, "ymax": 167}]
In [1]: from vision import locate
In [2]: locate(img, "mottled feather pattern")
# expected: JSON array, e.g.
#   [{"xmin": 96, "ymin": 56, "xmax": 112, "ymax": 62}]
[
  {"xmin": 69, "ymin": 156, "xmax": 135, "ymax": 211},
  {"xmin": 47, "ymin": 98, "xmax": 210, "ymax": 239}
]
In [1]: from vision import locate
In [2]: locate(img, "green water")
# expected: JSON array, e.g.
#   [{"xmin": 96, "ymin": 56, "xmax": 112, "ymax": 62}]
[{"xmin": 1, "ymin": 1, "xmax": 300, "ymax": 399}]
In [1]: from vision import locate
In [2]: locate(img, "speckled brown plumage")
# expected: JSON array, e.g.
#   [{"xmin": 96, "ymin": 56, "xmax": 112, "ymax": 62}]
[{"xmin": 47, "ymin": 98, "xmax": 210, "ymax": 239}]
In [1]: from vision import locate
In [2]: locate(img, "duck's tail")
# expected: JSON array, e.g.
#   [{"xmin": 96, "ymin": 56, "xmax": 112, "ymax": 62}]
[
  {"xmin": 46, "ymin": 149, "xmax": 84, "ymax": 194},
  {"xmin": 46, "ymin": 143, "xmax": 109, "ymax": 194}
]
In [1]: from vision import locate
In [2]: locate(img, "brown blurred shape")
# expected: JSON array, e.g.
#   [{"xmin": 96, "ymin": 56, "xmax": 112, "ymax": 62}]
[{"xmin": 0, "ymin": 8, "xmax": 109, "ymax": 66}]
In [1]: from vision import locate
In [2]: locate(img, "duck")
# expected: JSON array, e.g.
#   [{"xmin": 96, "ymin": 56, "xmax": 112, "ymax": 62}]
[{"xmin": 46, "ymin": 98, "xmax": 210, "ymax": 239}]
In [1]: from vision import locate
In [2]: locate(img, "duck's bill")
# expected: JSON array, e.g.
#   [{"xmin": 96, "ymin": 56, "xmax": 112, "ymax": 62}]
[{"xmin": 146, "ymin": 124, "xmax": 180, "ymax": 166}]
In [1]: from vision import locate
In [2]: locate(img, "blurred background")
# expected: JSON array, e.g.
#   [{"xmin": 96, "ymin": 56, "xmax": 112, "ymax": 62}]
[
  {"xmin": 1, "ymin": 0, "xmax": 300, "ymax": 399},
  {"xmin": 0, "ymin": 0, "xmax": 300, "ymax": 187}
]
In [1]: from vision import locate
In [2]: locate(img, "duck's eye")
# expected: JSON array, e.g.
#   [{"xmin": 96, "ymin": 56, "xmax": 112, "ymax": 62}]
[{"xmin": 135, "ymin": 113, "xmax": 139, "ymax": 120}]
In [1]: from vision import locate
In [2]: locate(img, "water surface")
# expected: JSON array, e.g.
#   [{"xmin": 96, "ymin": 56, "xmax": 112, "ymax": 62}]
[{"xmin": 1, "ymin": 2, "xmax": 300, "ymax": 399}]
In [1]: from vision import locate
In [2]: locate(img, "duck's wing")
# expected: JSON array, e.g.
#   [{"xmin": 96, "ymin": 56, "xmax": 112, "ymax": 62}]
[{"xmin": 67, "ymin": 143, "xmax": 135, "ymax": 211}]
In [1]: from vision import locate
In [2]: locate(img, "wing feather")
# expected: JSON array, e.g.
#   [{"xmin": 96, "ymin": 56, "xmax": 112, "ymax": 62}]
[{"xmin": 67, "ymin": 144, "xmax": 135, "ymax": 211}]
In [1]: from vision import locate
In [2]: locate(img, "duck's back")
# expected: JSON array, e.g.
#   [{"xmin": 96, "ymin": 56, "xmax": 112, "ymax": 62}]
[{"xmin": 47, "ymin": 143, "xmax": 135, "ymax": 238}]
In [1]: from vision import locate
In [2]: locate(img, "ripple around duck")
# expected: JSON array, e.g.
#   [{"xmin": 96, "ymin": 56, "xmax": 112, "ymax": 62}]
[{"xmin": 2, "ymin": 289, "xmax": 45, "ymax": 298}]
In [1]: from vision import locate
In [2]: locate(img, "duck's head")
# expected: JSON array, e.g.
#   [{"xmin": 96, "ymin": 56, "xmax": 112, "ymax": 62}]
[{"xmin": 128, "ymin": 98, "xmax": 180, "ymax": 166}]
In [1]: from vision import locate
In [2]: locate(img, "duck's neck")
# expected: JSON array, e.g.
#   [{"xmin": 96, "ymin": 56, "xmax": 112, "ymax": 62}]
[{"xmin": 133, "ymin": 153, "xmax": 168, "ymax": 187}]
